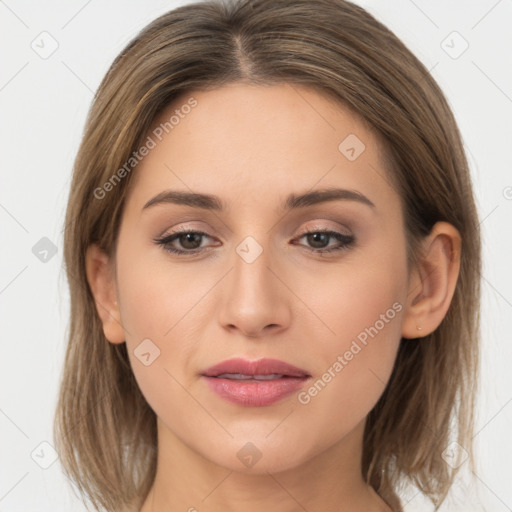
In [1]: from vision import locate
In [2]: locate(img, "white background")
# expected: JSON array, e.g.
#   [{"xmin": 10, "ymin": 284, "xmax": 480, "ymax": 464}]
[{"xmin": 0, "ymin": 0, "xmax": 511, "ymax": 510}]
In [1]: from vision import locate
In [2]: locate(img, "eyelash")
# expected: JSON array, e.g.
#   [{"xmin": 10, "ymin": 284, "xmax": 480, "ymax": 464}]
[{"xmin": 154, "ymin": 228, "xmax": 355, "ymax": 256}]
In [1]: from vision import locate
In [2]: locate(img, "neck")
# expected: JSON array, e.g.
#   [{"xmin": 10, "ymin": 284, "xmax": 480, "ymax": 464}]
[{"xmin": 138, "ymin": 417, "xmax": 392, "ymax": 512}]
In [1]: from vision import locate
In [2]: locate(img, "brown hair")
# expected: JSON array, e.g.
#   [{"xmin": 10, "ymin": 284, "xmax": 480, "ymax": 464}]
[{"xmin": 54, "ymin": 0, "xmax": 481, "ymax": 510}]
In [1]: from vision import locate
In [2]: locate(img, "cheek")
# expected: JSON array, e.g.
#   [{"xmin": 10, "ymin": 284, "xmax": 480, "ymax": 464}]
[
  {"xmin": 298, "ymin": 244, "xmax": 405, "ymax": 349},
  {"xmin": 113, "ymin": 237, "xmax": 199, "ymax": 402},
  {"xmin": 116, "ymin": 240, "xmax": 205, "ymax": 344},
  {"xmin": 294, "ymin": 240, "xmax": 406, "ymax": 410},
  {"xmin": 117, "ymin": 264, "xmax": 201, "ymax": 430}
]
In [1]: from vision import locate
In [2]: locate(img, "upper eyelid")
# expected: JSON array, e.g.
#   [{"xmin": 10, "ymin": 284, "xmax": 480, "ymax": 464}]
[
  {"xmin": 161, "ymin": 225, "xmax": 351, "ymax": 238},
  {"xmin": 160, "ymin": 217, "xmax": 353, "ymax": 236}
]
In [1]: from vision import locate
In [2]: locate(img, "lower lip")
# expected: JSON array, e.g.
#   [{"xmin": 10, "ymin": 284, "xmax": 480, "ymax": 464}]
[{"xmin": 203, "ymin": 376, "xmax": 309, "ymax": 407}]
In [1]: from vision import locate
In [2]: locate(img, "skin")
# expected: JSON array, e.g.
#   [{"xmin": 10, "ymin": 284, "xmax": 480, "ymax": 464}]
[{"xmin": 86, "ymin": 83, "xmax": 461, "ymax": 512}]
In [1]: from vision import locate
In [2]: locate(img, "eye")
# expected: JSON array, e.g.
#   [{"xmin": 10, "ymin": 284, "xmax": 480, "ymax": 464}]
[
  {"xmin": 154, "ymin": 228, "xmax": 355, "ymax": 256},
  {"xmin": 154, "ymin": 229, "xmax": 216, "ymax": 255},
  {"xmin": 293, "ymin": 229, "xmax": 355, "ymax": 254}
]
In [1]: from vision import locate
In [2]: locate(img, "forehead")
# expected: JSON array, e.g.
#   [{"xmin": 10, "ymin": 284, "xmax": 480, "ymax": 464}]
[{"xmin": 124, "ymin": 83, "xmax": 399, "ymax": 214}]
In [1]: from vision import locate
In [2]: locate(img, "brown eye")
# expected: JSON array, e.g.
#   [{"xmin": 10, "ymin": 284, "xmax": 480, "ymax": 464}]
[
  {"xmin": 295, "ymin": 230, "xmax": 354, "ymax": 254},
  {"xmin": 154, "ymin": 230, "xmax": 214, "ymax": 255},
  {"xmin": 176, "ymin": 232, "xmax": 203, "ymax": 250}
]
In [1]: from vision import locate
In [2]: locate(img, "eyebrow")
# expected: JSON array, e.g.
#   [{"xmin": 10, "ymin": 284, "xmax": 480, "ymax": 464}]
[{"xmin": 142, "ymin": 187, "xmax": 375, "ymax": 212}]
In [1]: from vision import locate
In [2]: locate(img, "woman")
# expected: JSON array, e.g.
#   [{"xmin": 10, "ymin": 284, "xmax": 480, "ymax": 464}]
[{"xmin": 54, "ymin": 0, "xmax": 481, "ymax": 510}]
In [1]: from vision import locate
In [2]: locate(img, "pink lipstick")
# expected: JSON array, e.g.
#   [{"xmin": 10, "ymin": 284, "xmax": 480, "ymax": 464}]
[{"xmin": 202, "ymin": 357, "xmax": 310, "ymax": 407}]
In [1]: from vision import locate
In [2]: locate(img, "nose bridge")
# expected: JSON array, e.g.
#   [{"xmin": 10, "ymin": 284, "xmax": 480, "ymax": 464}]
[
  {"xmin": 233, "ymin": 234, "xmax": 272, "ymax": 296},
  {"xmin": 217, "ymin": 233, "xmax": 290, "ymax": 336},
  {"xmin": 232, "ymin": 234, "xmax": 276, "ymax": 306}
]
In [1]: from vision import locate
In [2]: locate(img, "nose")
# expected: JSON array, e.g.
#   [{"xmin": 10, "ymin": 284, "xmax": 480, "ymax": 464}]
[{"xmin": 217, "ymin": 239, "xmax": 292, "ymax": 339}]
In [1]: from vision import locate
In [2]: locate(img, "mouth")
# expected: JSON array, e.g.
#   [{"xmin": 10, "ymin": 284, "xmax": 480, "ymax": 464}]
[
  {"xmin": 202, "ymin": 357, "xmax": 310, "ymax": 378},
  {"xmin": 201, "ymin": 358, "xmax": 311, "ymax": 407},
  {"xmin": 212, "ymin": 373, "xmax": 297, "ymax": 381}
]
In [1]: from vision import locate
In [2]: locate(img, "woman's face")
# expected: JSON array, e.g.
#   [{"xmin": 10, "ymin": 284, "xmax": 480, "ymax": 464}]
[{"xmin": 113, "ymin": 83, "xmax": 409, "ymax": 473}]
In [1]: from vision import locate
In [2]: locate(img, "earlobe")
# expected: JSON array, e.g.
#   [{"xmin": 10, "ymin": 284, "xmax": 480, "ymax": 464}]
[
  {"xmin": 402, "ymin": 222, "xmax": 461, "ymax": 339},
  {"xmin": 85, "ymin": 243, "xmax": 125, "ymax": 344}
]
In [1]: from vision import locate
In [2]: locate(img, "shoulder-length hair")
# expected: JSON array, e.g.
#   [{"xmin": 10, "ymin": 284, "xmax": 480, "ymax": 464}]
[{"xmin": 54, "ymin": 0, "xmax": 481, "ymax": 510}]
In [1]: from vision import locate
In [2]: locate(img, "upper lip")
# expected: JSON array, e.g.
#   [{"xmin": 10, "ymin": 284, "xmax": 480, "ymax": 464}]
[{"xmin": 202, "ymin": 357, "xmax": 310, "ymax": 378}]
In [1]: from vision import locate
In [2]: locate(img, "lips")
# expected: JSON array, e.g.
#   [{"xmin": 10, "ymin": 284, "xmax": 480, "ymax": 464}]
[
  {"xmin": 202, "ymin": 357, "xmax": 310, "ymax": 379},
  {"xmin": 201, "ymin": 358, "xmax": 311, "ymax": 407}
]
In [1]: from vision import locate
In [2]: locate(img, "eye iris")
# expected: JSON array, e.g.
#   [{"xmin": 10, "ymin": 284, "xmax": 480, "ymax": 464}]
[
  {"xmin": 180, "ymin": 233, "xmax": 202, "ymax": 249},
  {"xmin": 307, "ymin": 232, "xmax": 329, "ymax": 248}
]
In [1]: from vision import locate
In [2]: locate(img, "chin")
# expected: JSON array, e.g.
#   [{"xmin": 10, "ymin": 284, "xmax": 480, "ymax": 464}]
[{"xmin": 202, "ymin": 434, "xmax": 315, "ymax": 475}]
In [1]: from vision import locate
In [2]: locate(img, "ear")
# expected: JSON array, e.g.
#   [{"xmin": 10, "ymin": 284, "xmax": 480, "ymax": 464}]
[
  {"xmin": 85, "ymin": 243, "xmax": 125, "ymax": 344},
  {"xmin": 402, "ymin": 221, "xmax": 461, "ymax": 339}
]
